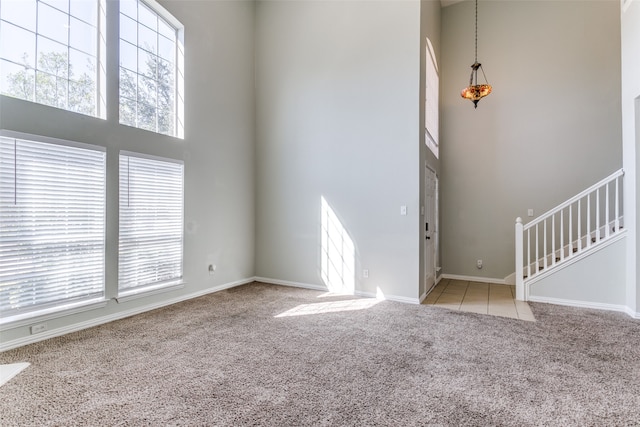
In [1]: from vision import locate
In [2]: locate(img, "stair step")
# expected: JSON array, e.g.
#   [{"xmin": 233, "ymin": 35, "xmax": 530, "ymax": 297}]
[{"xmin": 524, "ymin": 238, "xmax": 611, "ymax": 280}]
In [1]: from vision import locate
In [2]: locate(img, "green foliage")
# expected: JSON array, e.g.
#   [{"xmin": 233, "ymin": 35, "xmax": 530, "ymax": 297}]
[
  {"xmin": 5, "ymin": 54, "xmax": 35, "ymax": 101},
  {"xmin": 4, "ymin": 47, "xmax": 175, "ymax": 135},
  {"xmin": 120, "ymin": 49, "xmax": 175, "ymax": 136},
  {"xmin": 3, "ymin": 52, "xmax": 96, "ymax": 116}
]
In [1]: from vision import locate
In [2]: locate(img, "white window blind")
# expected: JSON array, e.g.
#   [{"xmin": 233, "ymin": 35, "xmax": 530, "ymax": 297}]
[
  {"xmin": 118, "ymin": 152, "xmax": 183, "ymax": 295},
  {"xmin": 0, "ymin": 132, "xmax": 106, "ymax": 320}
]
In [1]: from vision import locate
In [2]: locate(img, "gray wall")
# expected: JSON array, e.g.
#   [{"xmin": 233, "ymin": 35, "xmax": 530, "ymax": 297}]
[
  {"xmin": 440, "ymin": 0, "xmax": 622, "ymax": 280},
  {"xmin": 0, "ymin": 0, "xmax": 256, "ymax": 346},
  {"xmin": 529, "ymin": 238, "xmax": 627, "ymax": 308},
  {"xmin": 621, "ymin": 0, "xmax": 640, "ymax": 314},
  {"xmin": 255, "ymin": 0, "xmax": 423, "ymax": 301}
]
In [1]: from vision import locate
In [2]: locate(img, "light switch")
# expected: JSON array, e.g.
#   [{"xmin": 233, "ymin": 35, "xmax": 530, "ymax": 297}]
[{"xmin": 400, "ymin": 205, "xmax": 407, "ymax": 216}]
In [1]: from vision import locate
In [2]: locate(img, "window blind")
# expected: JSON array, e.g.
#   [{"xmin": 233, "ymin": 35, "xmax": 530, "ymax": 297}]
[
  {"xmin": 0, "ymin": 133, "xmax": 106, "ymax": 319},
  {"xmin": 118, "ymin": 152, "xmax": 183, "ymax": 295}
]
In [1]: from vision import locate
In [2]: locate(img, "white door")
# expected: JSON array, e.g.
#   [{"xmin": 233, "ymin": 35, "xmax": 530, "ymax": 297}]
[{"xmin": 424, "ymin": 167, "xmax": 438, "ymax": 294}]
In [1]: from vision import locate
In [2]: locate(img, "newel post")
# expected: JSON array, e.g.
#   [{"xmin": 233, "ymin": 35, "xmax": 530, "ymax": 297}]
[{"xmin": 515, "ymin": 217, "xmax": 525, "ymax": 301}]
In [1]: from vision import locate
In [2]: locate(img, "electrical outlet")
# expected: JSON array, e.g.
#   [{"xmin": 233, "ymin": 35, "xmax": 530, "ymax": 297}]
[
  {"xmin": 31, "ymin": 323, "xmax": 47, "ymax": 334},
  {"xmin": 527, "ymin": 209, "xmax": 534, "ymax": 217},
  {"xmin": 208, "ymin": 264, "xmax": 216, "ymax": 275},
  {"xmin": 363, "ymin": 269, "xmax": 369, "ymax": 278},
  {"xmin": 476, "ymin": 259, "xmax": 483, "ymax": 269}
]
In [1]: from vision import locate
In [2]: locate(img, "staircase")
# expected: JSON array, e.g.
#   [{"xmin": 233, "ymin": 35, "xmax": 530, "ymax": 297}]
[{"xmin": 515, "ymin": 169, "xmax": 625, "ymax": 301}]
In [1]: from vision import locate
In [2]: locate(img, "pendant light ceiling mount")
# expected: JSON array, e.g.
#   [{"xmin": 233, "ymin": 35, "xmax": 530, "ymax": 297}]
[{"xmin": 460, "ymin": 0, "xmax": 492, "ymax": 109}]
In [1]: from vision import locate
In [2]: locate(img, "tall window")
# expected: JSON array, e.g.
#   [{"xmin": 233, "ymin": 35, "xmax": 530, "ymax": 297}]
[
  {"xmin": 119, "ymin": 0, "xmax": 184, "ymax": 138},
  {"xmin": 425, "ymin": 38, "xmax": 439, "ymax": 158},
  {"xmin": 118, "ymin": 152, "xmax": 184, "ymax": 296},
  {"xmin": 0, "ymin": 131, "xmax": 106, "ymax": 322},
  {"xmin": 0, "ymin": 0, "xmax": 105, "ymax": 117}
]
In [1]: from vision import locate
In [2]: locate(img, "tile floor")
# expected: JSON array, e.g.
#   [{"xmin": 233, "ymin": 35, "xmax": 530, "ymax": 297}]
[{"xmin": 423, "ymin": 279, "xmax": 536, "ymax": 321}]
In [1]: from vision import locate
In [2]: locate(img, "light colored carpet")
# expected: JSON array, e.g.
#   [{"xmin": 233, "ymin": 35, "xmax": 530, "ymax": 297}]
[{"xmin": 0, "ymin": 282, "xmax": 639, "ymax": 426}]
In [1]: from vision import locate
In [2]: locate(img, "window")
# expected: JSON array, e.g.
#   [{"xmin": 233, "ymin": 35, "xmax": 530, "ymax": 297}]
[
  {"xmin": 0, "ymin": 0, "xmax": 106, "ymax": 117},
  {"xmin": 0, "ymin": 131, "xmax": 106, "ymax": 322},
  {"xmin": 118, "ymin": 152, "xmax": 184, "ymax": 296},
  {"xmin": 425, "ymin": 38, "xmax": 439, "ymax": 158},
  {"xmin": 119, "ymin": 0, "xmax": 184, "ymax": 138}
]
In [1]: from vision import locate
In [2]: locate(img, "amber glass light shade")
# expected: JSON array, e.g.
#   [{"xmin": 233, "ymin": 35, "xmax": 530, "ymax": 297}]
[
  {"xmin": 461, "ymin": 84, "xmax": 492, "ymax": 106},
  {"xmin": 461, "ymin": 62, "xmax": 491, "ymax": 108}
]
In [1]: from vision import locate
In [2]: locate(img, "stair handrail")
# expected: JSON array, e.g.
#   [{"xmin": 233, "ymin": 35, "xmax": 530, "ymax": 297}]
[
  {"xmin": 522, "ymin": 168, "xmax": 624, "ymax": 231},
  {"xmin": 515, "ymin": 168, "xmax": 625, "ymax": 301}
]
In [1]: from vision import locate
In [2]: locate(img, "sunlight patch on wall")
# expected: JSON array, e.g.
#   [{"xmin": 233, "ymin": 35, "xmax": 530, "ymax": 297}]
[
  {"xmin": 320, "ymin": 196, "xmax": 355, "ymax": 294},
  {"xmin": 274, "ymin": 298, "xmax": 380, "ymax": 318}
]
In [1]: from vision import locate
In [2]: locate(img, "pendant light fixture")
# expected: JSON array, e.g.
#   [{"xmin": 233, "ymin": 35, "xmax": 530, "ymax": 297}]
[{"xmin": 460, "ymin": 0, "xmax": 492, "ymax": 108}]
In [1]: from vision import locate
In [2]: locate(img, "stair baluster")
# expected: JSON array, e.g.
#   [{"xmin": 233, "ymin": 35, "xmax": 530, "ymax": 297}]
[{"xmin": 515, "ymin": 169, "xmax": 625, "ymax": 301}]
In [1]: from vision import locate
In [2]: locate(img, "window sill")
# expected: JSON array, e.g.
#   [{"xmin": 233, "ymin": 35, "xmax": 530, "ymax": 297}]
[
  {"xmin": 115, "ymin": 281, "xmax": 185, "ymax": 303},
  {"xmin": 0, "ymin": 298, "xmax": 108, "ymax": 331}
]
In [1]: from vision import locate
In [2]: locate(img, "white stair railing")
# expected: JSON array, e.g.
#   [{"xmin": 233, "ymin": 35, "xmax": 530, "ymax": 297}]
[{"xmin": 515, "ymin": 169, "xmax": 625, "ymax": 301}]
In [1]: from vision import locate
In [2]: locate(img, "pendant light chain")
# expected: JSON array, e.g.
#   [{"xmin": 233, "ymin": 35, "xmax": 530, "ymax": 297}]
[
  {"xmin": 460, "ymin": 0, "xmax": 492, "ymax": 108},
  {"xmin": 474, "ymin": 0, "xmax": 478, "ymax": 64}
]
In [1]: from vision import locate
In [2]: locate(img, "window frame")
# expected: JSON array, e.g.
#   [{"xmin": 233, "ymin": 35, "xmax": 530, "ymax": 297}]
[
  {"xmin": 118, "ymin": 0, "xmax": 184, "ymax": 138},
  {"xmin": 425, "ymin": 37, "xmax": 439, "ymax": 159},
  {"xmin": 0, "ymin": 0, "xmax": 107, "ymax": 118},
  {"xmin": 117, "ymin": 150, "xmax": 184, "ymax": 299},
  {"xmin": 0, "ymin": 130, "xmax": 107, "ymax": 326}
]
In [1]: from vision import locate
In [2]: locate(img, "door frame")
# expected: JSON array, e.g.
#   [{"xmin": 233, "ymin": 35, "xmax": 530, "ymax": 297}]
[{"xmin": 424, "ymin": 164, "xmax": 439, "ymax": 295}]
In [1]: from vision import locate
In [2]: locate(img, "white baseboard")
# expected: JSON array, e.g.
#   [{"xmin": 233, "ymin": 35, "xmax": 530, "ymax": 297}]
[
  {"xmin": 352, "ymin": 290, "xmax": 375, "ymax": 299},
  {"xmin": 503, "ymin": 272, "xmax": 516, "ymax": 286},
  {"xmin": 0, "ymin": 278, "xmax": 255, "ymax": 353},
  {"xmin": 527, "ymin": 295, "xmax": 637, "ymax": 318},
  {"xmin": 255, "ymin": 277, "xmax": 421, "ymax": 304},
  {"xmin": 392, "ymin": 295, "xmax": 422, "ymax": 304},
  {"xmin": 441, "ymin": 274, "xmax": 507, "ymax": 285},
  {"xmin": 419, "ymin": 291, "xmax": 427, "ymax": 303},
  {"xmin": 253, "ymin": 276, "xmax": 328, "ymax": 292},
  {"xmin": 622, "ymin": 306, "xmax": 640, "ymax": 319},
  {"xmin": 355, "ymin": 290, "xmax": 420, "ymax": 305}
]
